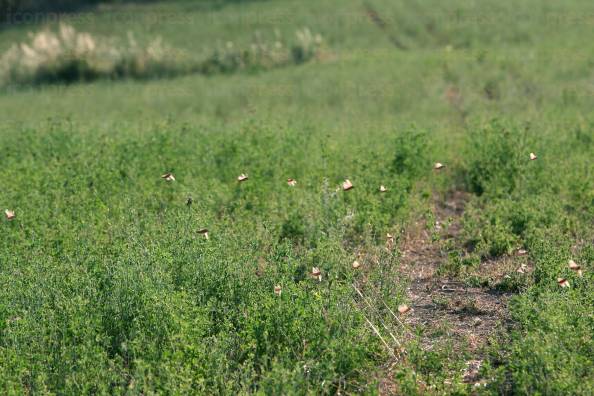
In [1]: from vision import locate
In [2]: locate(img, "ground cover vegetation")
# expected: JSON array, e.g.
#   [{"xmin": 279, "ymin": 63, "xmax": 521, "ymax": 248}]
[{"xmin": 0, "ymin": 0, "xmax": 592, "ymax": 394}]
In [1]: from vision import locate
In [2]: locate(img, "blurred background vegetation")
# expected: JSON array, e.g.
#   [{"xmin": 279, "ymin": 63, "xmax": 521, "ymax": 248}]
[
  {"xmin": 1, "ymin": 0, "xmax": 110, "ymax": 20},
  {"xmin": 0, "ymin": 0, "xmax": 262, "ymax": 22}
]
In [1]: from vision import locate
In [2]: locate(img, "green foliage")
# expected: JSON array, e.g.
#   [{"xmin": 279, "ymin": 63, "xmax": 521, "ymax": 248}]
[
  {"xmin": 0, "ymin": 120, "xmax": 405, "ymax": 393},
  {"xmin": 461, "ymin": 148, "xmax": 594, "ymax": 393},
  {"xmin": 462, "ymin": 120, "xmax": 530, "ymax": 196},
  {"xmin": 391, "ymin": 127, "xmax": 429, "ymax": 181},
  {"xmin": 0, "ymin": 0, "xmax": 593, "ymax": 393},
  {"xmin": 0, "ymin": 1, "xmax": 152, "ymax": 22}
]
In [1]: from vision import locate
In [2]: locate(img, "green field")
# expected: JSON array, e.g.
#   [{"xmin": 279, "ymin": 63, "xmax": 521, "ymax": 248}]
[{"xmin": 0, "ymin": 0, "xmax": 593, "ymax": 394}]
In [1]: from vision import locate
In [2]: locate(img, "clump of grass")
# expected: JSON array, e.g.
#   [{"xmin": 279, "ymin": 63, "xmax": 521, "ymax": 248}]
[
  {"xmin": 0, "ymin": 25, "xmax": 324, "ymax": 87},
  {"xmin": 199, "ymin": 28, "xmax": 323, "ymax": 75},
  {"xmin": 0, "ymin": 24, "xmax": 187, "ymax": 86}
]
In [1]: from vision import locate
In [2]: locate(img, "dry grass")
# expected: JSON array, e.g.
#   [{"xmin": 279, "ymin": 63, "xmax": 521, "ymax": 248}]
[
  {"xmin": 0, "ymin": 24, "xmax": 184, "ymax": 86},
  {"xmin": 0, "ymin": 24, "xmax": 324, "ymax": 87}
]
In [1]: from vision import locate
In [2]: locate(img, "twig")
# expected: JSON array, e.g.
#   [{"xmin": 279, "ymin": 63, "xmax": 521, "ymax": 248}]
[
  {"xmin": 352, "ymin": 284, "xmax": 407, "ymax": 344},
  {"xmin": 362, "ymin": 313, "xmax": 395, "ymax": 357}
]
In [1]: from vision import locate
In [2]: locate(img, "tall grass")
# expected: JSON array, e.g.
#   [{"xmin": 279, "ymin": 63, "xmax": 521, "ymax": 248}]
[
  {"xmin": 0, "ymin": 24, "xmax": 323, "ymax": 87},
  {"xmin": 0, "ymin": 24, "xmax": 186, "ymax": 85}
]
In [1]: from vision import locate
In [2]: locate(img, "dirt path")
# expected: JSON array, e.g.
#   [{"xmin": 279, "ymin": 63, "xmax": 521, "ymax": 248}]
[{"xmin": 399, "ymin": 191, "xmax": 511, "ymax": 385}]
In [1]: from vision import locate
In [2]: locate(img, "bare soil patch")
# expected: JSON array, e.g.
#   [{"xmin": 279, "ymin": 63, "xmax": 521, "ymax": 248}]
[{"xmin": 399, "ymin": 191, "xmax": 512, "ymax": 384}]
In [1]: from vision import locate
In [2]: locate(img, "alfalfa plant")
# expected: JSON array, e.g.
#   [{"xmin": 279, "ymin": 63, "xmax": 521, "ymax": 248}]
[{"xmin": 462, "ymin": 119, "xmax": 531, "ymax": 196}]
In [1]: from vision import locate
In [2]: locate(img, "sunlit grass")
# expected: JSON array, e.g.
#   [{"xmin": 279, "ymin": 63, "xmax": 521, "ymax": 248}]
[{"xmin": 0, "ymin": 0, "xmax": 593, "ymax": 394}]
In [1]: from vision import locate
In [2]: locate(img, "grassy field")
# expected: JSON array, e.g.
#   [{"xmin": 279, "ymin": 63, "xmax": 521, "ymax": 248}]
[{"xmin": 0, "ymin": 0, "xmax": 593, "ymax": 394}]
